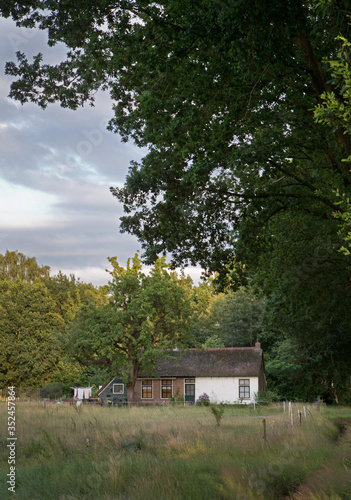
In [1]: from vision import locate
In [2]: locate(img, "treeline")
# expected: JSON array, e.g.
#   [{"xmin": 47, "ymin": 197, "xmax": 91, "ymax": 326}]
[
  {"xmin": 1, "ymin": 250, "xmax": 350, "ymax": 404},
  {"xmin": 0, "ymin": 251, "xmax": 107, "ymax": 394}
]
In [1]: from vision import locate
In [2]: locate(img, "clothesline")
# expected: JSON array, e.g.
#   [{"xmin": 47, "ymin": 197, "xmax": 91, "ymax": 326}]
[{"xmin": 72, "ymin": 387, "xmax": 92, "ymax": 399}]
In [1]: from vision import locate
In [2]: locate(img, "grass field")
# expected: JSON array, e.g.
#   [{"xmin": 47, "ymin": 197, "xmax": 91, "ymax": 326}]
[{"xmin": 0, "ymin": 402, "xmax": 350, "ymax": 499}]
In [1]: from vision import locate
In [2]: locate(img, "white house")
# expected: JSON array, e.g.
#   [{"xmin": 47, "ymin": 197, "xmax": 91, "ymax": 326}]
[{"xmin": 130, "ymin": 342, "xmax": 266, "ymax": 404}]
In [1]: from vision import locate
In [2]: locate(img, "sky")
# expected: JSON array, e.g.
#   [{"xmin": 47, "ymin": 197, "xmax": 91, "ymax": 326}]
[{"xmin": 0, "ymin": 17, "xmax": 202, "ymax": 287}]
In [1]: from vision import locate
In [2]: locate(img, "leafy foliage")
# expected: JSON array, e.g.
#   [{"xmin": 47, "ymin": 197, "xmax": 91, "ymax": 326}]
[
  {"xmin": 67, "ymin": 253, "xmax": 195, "ymax": 396},
  {"xmin": 40, "ymin": 382, "xmax": 63, "ymax": 400},
  {"xmin": 0, "ymin": 250, "xmax": 50, "ymax": 283},
  {"xmin": 0, "ymin": 279, "xmax": 63, "ymax": 387},
  {"xmin": 0, "ymin": 251, "xmax": 107, "ymax": 389},
  {"xmin": 193, "ymin": 286, "xmax": 266, "ymax": 347},
  {"xmin": 2, "ymin": 1, "xmax": 351, "ymax": 270},
  {"xmin": 210, "ymin": 403, "xmax": 225, "ymax": 427}
]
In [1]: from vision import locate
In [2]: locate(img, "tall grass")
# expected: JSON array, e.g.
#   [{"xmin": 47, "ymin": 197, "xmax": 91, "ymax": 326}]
[{"xmin": 0, "ymin": 402, "xmax": 350, "ymax": 499}]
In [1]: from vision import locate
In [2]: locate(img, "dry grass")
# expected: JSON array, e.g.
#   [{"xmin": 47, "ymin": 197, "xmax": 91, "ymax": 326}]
[{"xmin": 0, "ymin": 402, "xmax": 350, "ymax": 499}]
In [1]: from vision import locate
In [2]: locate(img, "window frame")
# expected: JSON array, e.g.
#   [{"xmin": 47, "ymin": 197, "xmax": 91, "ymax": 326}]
[
  {"xmin": 113, "ymin": 383, "xmax": 124, "ymax": 395},
  {"xmin": 239, "ymin": 379, "xmax": 250, "ymax": 399},
  {"xmin": 160, "ymin": 379, "xmax": 173, "ymax": 399},
  {"xmin": 141, "ymin": 379, "xmax": 153, "ymax": 399}
]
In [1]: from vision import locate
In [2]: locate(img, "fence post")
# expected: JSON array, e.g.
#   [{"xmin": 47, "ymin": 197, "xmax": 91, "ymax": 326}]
[
  {"xmin": 262, "ymin": 418, "xmax": 267, "ymax": 448},
  {"xmin": 283, "ymin": 401, "xmax": 286, "ymax": 413}
]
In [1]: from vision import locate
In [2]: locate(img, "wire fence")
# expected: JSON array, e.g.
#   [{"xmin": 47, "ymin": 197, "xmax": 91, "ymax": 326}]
[{"xmin": 0, "ymin": 388, "xmax": 324, "ymax": 418}]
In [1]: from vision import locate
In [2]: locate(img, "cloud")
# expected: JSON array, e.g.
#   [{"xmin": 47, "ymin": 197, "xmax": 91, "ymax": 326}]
[{"xmin": 0, "ymin": 17, "xmax": 202, "ymax": 287}]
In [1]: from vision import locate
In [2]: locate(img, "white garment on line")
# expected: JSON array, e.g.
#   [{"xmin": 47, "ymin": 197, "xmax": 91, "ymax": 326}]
[
  {"xmin": 84, "ymin": 388, "xmax": 91, "ymax": 399},
  {"xmin": 74, "ymin": 387, "xmax": 92, "ymax": 399}
]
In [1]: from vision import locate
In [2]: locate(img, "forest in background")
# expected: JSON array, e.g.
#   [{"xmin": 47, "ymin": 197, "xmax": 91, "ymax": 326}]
[{"xmin": 1, "ymin": 249, "xmax": 350, "ymax": 404}]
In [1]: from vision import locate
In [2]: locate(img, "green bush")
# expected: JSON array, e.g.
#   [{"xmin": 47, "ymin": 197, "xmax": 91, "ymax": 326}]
[
  {"xmin": 40, "ymin": 382, "xmax": 63, "ymax": 400},
  {"xmin": 255, "ymin": 389, "xmax": 281, "ymax": 404}
]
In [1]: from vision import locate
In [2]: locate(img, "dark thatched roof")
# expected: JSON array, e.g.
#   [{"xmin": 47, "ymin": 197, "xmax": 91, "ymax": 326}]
[{"xmin": 140, "ymin": 348, "xmax": 264, "ymax": 378}]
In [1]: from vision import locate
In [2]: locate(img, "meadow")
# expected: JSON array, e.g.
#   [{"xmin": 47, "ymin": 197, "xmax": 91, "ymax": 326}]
[{"xmin": 0, "ymin": 402, "xmax": 350, "ymax": 499}]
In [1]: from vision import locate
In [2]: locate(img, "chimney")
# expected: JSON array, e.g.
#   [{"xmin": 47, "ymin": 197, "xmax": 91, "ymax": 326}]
[{"xmin": 255, "ymin": 339, "xmax": 261, "ymax": 349}]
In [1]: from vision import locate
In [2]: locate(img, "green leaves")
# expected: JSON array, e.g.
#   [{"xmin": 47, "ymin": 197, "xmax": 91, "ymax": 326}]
[
  {"xmin": 0, "ymin": 279, "xmax": 63, "ymax": 387},
  {"xmin": 67, "ymin": 253, "xmax": 195, "ymax": 388},
  {"xmin": 4, "ymin": 2, "xmax": 351, "ymax": 270},
  {"xmin": 0, "ymin": 250, "xmax": 108, "ymax": 387},
  {"xmin": 192, "ymin": 286, "xmax": 265, "ymax": 348},
  {"xmin": 0, "ymin": 250, "xmax": 50, "ymax": 282}
]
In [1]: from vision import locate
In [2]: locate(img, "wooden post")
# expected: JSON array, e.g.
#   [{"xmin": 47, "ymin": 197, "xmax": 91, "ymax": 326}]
[
  {"xmin": 283, "ymin": 401, "xmax": 286, "ymax": 413},
  {"xmin": 262, "ymin": 418, "xmax": 267, "ymax": 448}
]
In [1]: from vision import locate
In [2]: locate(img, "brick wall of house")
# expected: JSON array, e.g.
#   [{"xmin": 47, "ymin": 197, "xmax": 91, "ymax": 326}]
[{"xmin": 131, "ymin": 378, "xmax": 184, "ymax": 404}]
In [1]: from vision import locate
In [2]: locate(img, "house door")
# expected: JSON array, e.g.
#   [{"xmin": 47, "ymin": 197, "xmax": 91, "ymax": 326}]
[{"xmin": 184, "ymin": 378, "xmax": 195, "ymax": 404}]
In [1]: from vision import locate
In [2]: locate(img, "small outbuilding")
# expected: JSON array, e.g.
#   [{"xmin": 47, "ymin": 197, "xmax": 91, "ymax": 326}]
[{"xmin": 96, "ymin": 378, "xmax": 127, "ymax": 406}]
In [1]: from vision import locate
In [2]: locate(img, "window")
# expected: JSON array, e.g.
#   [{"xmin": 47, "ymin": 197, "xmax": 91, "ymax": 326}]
[
  {"xmin": 113, "ymin": 383, "xmax": 124, "ymax": 394},
  {"xmin": 142, "ymin": 379, "xmax": 153, "ymax": 399},
  {"xmin": 161, "ymin": 379, "xmax": 172, "ymax": 399},
  {"xmin": 239, "ymin": 379, "xmax": 250, "ymax": 399}
]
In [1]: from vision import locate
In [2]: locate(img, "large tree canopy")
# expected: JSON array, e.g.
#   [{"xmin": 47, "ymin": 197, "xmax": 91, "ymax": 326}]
[
  {"xmin": 67, "ymin": 254, "xmax": 195, "ymax": 399},
  {"xmin": 0, "ymin": 279, "xmax": 63, "ymax": 387},
  {"xmin": 0, "ymin": 251, "xmax": 108, "ymax": 389},
  {"xmin": 2, "ymin": 0, "xmax": 351, "ymax": 270}
]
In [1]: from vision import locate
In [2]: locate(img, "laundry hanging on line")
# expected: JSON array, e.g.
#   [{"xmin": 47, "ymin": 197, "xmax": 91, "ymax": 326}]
[{"xmin": 73, "ymin": 387, "xmax": 92, "ymax": 399}]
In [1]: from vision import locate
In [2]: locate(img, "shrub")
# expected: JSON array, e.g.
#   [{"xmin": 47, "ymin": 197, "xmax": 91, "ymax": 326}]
[
  {"xmin": 170, "ymin": 389, "xmax": 185, "ymax": 404},
  {"xmin": 255, "ymin": 389, "xmax": 281, "ymax": 404},
  {"xmin": 196, "ymin": 393, "xmax": 210, "ymax": 406},
  {"xmin": 40, "ymin": 382, "xmax": 63, "ymax": 400},
  {"xmin": 210, "ymin": 403, "xmax": 225, "ymax": 427}
]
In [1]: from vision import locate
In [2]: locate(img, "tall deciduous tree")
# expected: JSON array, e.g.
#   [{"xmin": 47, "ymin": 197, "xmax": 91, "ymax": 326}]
[
  {"xmin": 67, "ymin": 254, "xmax": 194, "ymax": 400},
  {"xmin": 0, "ymin": 251, "xmax": 109, "ymax": 388},
  {"xmin": 2, "ymin": 0, "xmax": 351, "ymax": 269},
  {"xmin": 43, "ymin": 271, "xmax": 107, "ymax": 323},
  {"xmin": 0, "ymin": 250, "xmax": 50, "ymax": 283},
  {"xmin": 0, "ymin": 279, "xmax": 63, "ymax": 387},
  {"xmin": 193, "ymin": 287, "xmax": 265, "ymax": 347}
]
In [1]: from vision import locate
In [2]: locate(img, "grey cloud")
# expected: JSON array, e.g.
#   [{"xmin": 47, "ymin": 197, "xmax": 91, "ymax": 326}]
[{"xmin": 0, "ymin": 17, "xmax": 202, "ymax": 286}]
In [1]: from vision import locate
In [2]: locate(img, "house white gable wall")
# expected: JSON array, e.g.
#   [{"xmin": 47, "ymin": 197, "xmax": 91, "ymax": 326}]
[{"xmin": 195, "ymin": 376, "xmax": 259, "ymax": 404}]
